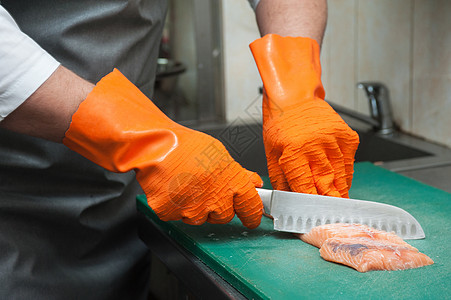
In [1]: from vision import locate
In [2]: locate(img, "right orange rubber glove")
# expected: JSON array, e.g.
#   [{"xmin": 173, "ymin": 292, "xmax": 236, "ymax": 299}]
[
  {"xmin": 63, "ymin": 69, "xmax": 263, "ymax": 228},
  {"xmin": 250, "ymin": 34, "xmax": 359, "ymax": 198}
]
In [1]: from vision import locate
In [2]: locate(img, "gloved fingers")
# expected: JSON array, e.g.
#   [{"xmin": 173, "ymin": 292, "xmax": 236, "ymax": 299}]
[
  {"xmin": 312, "ymin": 171, "xmax": 341, "ymax": 197},
  {"xmin": 266, "ymin": 150, "xmax": 290, "ymax": 191},
  {"xmin": 342, "ymin": 151, "xmax": 357, "ymax": 194},
  {"xmin": 152, "ymin": 185, "xmax": 234, "ymax": 226},
  {"xmin": 344, "ymin": 157, "xmax": 355, "ymax": 191},
  {"xmin": 268, "ymin": 162, "xmax": 291, "ymax": 191},
  {"xmin": 279, "ymin": 150, "xmax": 319, "ymax": 195},
  {"xmin": 307, "ymin": 154, "xmax": 341, "ymax": 198},
  {"xmin": 206, "ymin": 190, "xmax": 236, "ymax": 224},
  {"xmin": 343, "ymin": 140, "xmax": 359, "ymax": 188},
  {"xmin": 208, "ymin": 168, "xmax": 262, "ymax": 225},
  {"xmin": 284, "ymin": 146, "xmax": 341, "ymax": 197},
  {"xmin": 324, "ymin": 143, "xmax": 350, "ymax": 198},
  {"xmin": 232, "ymin": 182, "xmax": 263, "ymax": 229},
  {"xmin": 181, "ymin": 199, "xmax": 224, "ymax": 225},
  {"xmin": 207, "ymin": 205, "xmax": 235, "ymax": 224},
  {"xmin": 246, "ymin": 170, "xmax": 264, "ymax": 188},
  {"xmin": 338, "ymin": 134, "xmax": 359, "ymax": 190},
  {"xmin": 182, "ymin": 212, "xmax": 209, "ymax": 226}
]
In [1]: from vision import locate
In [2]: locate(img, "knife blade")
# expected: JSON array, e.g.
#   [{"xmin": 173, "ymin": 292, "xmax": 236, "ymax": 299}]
[{"xmin": 257, "ymin": 188, "xmax": 425, "ymax": 239}]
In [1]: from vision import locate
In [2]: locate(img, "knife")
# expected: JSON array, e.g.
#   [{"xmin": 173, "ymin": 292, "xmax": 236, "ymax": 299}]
[{"xmin": 257, "ymin": 188, "xmax": 425, "ymax": 239}]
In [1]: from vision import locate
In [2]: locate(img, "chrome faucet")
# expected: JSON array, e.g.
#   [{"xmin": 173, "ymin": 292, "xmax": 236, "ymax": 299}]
[
  {"xmin": 326, "ymin": 82, "xmax": 396, "ymax": 136},
  {"xmin": 357, "ymin": 82, "xmax": 395, "ymax": 135}
]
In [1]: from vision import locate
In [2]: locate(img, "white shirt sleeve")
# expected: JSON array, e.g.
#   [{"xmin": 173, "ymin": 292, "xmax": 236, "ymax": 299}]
[
  {"xmin": 0, "ymin": 5, "xmax": 60, "ymax": 122},
  {"xmin": 247, "ymin": 0, "xmax": 261, "ymax": 11}
]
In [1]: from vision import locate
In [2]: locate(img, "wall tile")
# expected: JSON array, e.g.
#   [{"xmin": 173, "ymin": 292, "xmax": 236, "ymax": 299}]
[
  {"xmin": 322, "ymin": 0, "xmax": 357, "ymax": 110},
  {"xmin": 412, "ymin": 0, "xmax": 451, "ymax": 147},
  {"xmin": 222, "ymin": 0, "xmax": 262, "ymax": 123},
  {"xmin": 357, "ymin": 0, "xmax": 413, "ymax": 131}
]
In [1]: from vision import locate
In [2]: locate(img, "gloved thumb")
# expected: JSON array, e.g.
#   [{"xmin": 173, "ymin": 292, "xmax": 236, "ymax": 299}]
[{"xmin": 246, "ymin": 170, "xmax": 263, "ymax": 188}]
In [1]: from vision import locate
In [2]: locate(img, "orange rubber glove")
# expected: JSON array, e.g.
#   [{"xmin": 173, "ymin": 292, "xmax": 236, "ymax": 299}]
[
  {"xmin": 63, "ymin": 69, "xmax": 263, "ymax": 228},
  {"xmin": 250, "ymin": 34, "xmax": 359, "ymax": 198}
]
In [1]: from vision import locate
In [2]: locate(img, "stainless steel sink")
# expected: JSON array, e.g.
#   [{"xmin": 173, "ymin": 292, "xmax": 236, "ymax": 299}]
[
  {"xmin": 193, "ymin": 116, "xmax": 451, "ymax": 179},
  {"xmin": 354, "ymin": 130, "xmax": 432, "ymax": 163},
  {"xmin": 340, "ymin": 114, "xmax": 451, "ymax": 172}
]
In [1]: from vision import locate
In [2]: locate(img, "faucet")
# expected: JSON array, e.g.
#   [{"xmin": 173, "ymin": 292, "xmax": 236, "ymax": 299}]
[
  {"xmin": 326, "ymin": 82, "xmax": 396, "ymax": 136},
  {"xmin": 357, "ymin": 82, "xmax": 395, "ymax": 135}
]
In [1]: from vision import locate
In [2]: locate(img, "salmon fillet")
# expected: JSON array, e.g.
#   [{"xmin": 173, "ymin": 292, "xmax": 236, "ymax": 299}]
[
  {"xmin": 320, "ymin": 237, "xmax": 434, "ymax": 272},
  {"xmin": 298, "ymin": 223, "xmax": 433, "ymax": 272},
  {"xmin": 298, "ymin": 223, "xmax": 416, "ymax": 250}
]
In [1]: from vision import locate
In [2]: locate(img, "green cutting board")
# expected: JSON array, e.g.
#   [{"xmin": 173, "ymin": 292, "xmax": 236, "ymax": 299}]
[{"xmin": 137, "ymin": 162, "xmax": 451, "ymax": 299}]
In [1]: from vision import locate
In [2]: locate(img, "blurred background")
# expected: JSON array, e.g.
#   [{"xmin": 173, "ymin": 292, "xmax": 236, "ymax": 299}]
[{"xmin": 154, "ymin": 0, "xmax": 450, "ymax": 149}]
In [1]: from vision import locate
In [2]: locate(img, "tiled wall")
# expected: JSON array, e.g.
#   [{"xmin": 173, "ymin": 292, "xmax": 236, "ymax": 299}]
[
  {"xmin": 411, "ymin": 0, "xmax": 451, "ymax": 147},
  {"xmin": 222, "ymin": 0, "xmax": 451, "ymax": 148},
  {"xmin": 222, "ymin": 0, "xmax": 262, "ymax": 122},
  {"xmin": 322, "ymin": 0, "xmax": 451, "ymax": 147}
]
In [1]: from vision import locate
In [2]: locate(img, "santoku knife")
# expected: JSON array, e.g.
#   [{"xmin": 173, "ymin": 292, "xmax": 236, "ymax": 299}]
[{"xmin": 257, "ymin": 188, "xmax": 425, "ymax": 239}]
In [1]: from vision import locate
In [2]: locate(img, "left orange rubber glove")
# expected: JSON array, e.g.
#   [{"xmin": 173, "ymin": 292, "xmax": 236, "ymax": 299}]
[
  {"xmin": 63, "ymin": 69, "xmax": 263, "ymax": 228},
  {"xmin": 250, "ymin": 34, "xmax": 359, "ymax": 198}
]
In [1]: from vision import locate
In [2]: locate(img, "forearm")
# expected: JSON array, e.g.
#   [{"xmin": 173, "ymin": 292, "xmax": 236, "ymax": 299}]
[
  {"xmin": 0, "ymin": 5, "xmax": 94, "ymax": 143},
  {"xmin": 255, "ymin": 0, "xmax": 327, "ymax": 46},
  {"xmin": 0, "ymin": 65, "xmax": 94, "ymax": 143}
]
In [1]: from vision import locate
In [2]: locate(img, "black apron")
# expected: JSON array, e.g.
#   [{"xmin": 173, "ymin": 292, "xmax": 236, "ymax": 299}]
[{"xmin": 0, "ymin": 1, "xmax": 167, "ymax": 299}]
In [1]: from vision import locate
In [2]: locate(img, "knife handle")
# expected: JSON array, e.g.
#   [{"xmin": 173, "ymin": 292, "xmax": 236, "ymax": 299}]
[{"xmin": 256, "ymin": 188, "xmax": 273, "ymax": 214}]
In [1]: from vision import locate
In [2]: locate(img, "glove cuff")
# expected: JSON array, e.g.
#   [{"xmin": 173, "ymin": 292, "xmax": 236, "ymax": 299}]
[
  {"xmin": 250, "ymin": 34, "xmax": 325, "ymax": 109},
  {"xmin": 63, "ymin": 69, "xmax": 178, "ymax": 173}
]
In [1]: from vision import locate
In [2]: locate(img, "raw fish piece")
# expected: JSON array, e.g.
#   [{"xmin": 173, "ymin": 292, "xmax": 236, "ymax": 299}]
[
  {"xmin": 319, "ymin": 237, "xmax": 434, "ymax": 272},
  {"xmin": 298, "ymin": 223, "xmax": 416, "ymax": 250}
]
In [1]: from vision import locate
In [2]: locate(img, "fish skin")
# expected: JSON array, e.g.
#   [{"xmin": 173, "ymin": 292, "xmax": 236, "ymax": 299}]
[
  {"xmin": 297, "ymin": 223, "xmax": 433, "ymax": 272},
  {"xmin": 319, "ymin": 237, "xmax": 434, "ymax": 272},
  {"xmin": 298, "ymin": 223, "xmax": 417, "ymax": 250}
]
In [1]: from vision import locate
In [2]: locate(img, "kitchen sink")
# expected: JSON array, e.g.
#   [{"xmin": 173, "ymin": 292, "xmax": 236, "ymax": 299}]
[
  {"xmin": 194, "ymin": 119, "xmax": 451, "ymax": 177},
  {"xmin": 354, "ymin": 130, "xmax": 432, "ymax": 163}
]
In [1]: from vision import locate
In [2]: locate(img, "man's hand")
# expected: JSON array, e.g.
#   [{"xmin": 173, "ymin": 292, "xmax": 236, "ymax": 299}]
[
  {"xmin": 251, "ymin": 34, "xmax": 359, "ymax": 198},
  {"xmin": 262, "ymin": 99, "xmax": 359, "ymax": 198},
  {"xmin": 64, "ymin": 69, "xmax": 264, "ymax": 228},
  {"xmin": 141, "ymin": 130, "xmax": 264, "ymax": 228}
]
